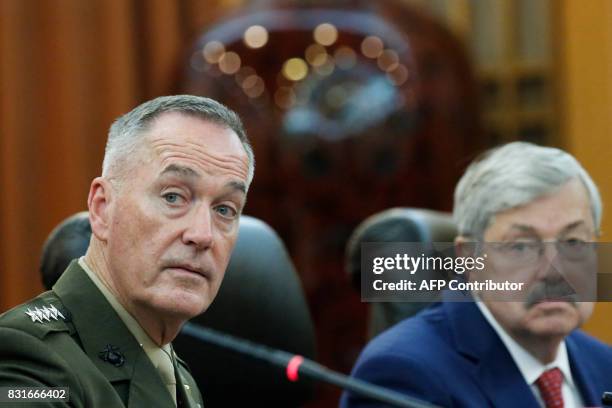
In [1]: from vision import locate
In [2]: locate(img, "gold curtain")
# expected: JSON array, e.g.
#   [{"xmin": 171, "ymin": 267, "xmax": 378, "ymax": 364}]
[{"xmin": 0, "ymin": 0, "xmax": 241, "ymax": 311}]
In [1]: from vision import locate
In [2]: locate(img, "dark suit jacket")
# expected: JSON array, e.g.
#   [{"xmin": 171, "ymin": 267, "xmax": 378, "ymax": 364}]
[
  {"xmin": 0, "ymin": 261, "xmax": 204, "ymax": 407},
  {"xmin": 341, "ymin": 301, "xmax": 612, "ymax": 407}
]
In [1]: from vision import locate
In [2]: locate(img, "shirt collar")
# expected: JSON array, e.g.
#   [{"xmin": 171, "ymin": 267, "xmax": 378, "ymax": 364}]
[{"xmin": 475, "ymin": 300, "xmax": 576, "ymax": 389}]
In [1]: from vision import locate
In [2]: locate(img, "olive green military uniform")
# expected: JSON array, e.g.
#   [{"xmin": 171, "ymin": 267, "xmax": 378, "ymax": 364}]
[{"xmin": 0, "ymin": 261, "xmax": 204, "ymax": 407}]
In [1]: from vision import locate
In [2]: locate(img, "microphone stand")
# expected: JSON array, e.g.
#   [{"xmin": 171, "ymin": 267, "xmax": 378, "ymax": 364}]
[{"xmin": 181, "ymin": 322, "xmax": 439, "ymax": 408}]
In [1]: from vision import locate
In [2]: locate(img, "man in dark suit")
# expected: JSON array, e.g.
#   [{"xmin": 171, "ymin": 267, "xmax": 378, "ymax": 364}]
[
  {"xmin": 39, "ymin": 211, "xmax": 91, "ymax": 290},
  {"xmin": 342, "ymin": 142, "xmax": 612, "ymax": 407},
  {"xmin": 0, "ymin": 95, "xmax": 255, "ymax": 407}
]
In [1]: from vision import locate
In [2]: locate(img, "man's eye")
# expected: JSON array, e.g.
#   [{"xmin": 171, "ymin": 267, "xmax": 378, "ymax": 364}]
[
  {"xmin": 496, "ymin": 241, "xmax": 539, "ymax": 254},
  {"xmin": 163, "ymin": 193, "xmax": 182, "ymax": 204},
  {"xmin": 216, "ymin": 205, "xmax": 237, "ymax": 218},
  {"xmin": 564, "ymin": 238, "xmax": 585, "ymax": 246},
  {"xmin": 559, "ymin": 238, "xmax": 588, "ymax": 253},
  {"xmin": 510, "ymin": 243, "xmax": 528, "ymax": 252}
]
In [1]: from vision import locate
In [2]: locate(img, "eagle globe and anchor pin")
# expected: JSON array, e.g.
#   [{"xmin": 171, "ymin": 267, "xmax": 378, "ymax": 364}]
[{"xmin": 99, "ymin": 344, "xmax": 126, "ymax": 367}]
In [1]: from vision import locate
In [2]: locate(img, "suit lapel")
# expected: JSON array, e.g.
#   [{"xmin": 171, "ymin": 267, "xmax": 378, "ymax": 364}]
[
  {"xmin": 54, "ymin": 261, "xmax": 175, "ymax": 407},
  {"xmin": 475, "ymin": 349, "xmax": 540, "ymax": 408},
  {"xmin": 566, "ymin": 334, "xmax": 601, "ymax": 406},
  {"xmin": 445, "ymin": 301, "xmax": 540, "ymax": 408}
]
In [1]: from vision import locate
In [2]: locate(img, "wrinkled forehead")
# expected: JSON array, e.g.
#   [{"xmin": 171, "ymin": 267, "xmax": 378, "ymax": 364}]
[
  {"xmin": 136, "ymin": 112, "xmax": 249, "ymax": 182},
  {"xmin": 144, "ymin": 112, "xmax": 243, "ymax": 150}
]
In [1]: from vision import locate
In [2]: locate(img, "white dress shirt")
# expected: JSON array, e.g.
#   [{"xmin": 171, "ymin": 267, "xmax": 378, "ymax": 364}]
[{"xmin": 476, "ymin": 301, "xmax": 584, "ymax": 408}]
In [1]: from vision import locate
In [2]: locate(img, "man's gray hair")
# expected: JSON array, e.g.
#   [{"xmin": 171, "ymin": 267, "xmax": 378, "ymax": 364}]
[
  {"xmin": 102, "ymin": 95, "xmax": 255, "ymax": 186},
  {"xmin": 453, "ymin": 142, "xmax": 602, "ymax": 238}
]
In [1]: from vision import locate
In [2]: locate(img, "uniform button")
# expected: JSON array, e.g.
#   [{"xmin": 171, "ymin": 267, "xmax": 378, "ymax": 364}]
[{"xmin": 184, "ymin": 385, "xmax": 190, "ymax": 390}]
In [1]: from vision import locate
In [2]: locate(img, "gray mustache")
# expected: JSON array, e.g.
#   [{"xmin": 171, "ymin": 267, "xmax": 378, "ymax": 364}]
[{"xmin": 525, "ymin": 276, "xmax": 578, "ymax": 307}]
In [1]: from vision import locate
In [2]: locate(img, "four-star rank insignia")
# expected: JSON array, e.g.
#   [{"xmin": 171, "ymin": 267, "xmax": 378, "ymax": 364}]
[{"xmin": 24, "ymin": 304, "xmax": 66, "ymax": 323}]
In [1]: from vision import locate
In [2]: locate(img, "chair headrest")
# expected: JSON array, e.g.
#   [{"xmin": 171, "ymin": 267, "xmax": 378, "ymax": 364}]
[
  {"xmin": 345, "ymin": 208, "xmax": 456, "ymax": 338},
  {"xmin": 346, "ymin": 207, "xmax": 457, "ymax": 289},
  {"xmin": 173, "ymin": 215, "xmax": 316, "ymax": 407}
]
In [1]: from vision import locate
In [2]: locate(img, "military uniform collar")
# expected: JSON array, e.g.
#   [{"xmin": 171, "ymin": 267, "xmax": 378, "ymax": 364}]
[
  {"xmin": 53, "ymin": 261, "xmax": 176, "ymax": 407},
  {"xmin": 78, "ymin": 257, "xmax": 177, "ymax": 404}
]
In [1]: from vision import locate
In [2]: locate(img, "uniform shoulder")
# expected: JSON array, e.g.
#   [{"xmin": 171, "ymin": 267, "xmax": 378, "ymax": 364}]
[{"xmin": 0, "ymin": 291, "xmax": 72, "ymax": 340}]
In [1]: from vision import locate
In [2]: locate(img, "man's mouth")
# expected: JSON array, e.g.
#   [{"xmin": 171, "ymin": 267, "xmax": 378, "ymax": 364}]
[
  {"xmin": 166, "ymin": 264, "xmax": 209, "ymax": 279},
  {"xmin": 534, "ymin": 296, "xmax": 573, "ymax": 303}
]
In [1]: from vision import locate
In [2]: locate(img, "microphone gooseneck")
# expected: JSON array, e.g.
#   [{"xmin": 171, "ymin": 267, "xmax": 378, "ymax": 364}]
[{"xmin": 181, "ymin": 322, "xmax": 439, "ymax": 408}]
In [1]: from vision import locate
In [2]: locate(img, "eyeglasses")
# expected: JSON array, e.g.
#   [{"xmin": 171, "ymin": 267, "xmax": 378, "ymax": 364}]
[{"xmin": 483, "ymin": 239, "xmax": 596, "ymax": 267}]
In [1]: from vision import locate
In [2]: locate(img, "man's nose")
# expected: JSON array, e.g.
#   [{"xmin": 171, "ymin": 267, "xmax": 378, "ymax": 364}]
[
  {"xmin": 536, "ymin": 242, "xmax": 562, "ymax": 280},
  {"xmin": 182, "ymin": 205, "xmax": 214, "ymax": 250}
]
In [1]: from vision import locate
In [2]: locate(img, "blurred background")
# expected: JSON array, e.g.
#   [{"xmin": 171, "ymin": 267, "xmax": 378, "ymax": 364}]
[{"xmin": 2, "ymin": 0, "xmax": 612, "ymax": 406}]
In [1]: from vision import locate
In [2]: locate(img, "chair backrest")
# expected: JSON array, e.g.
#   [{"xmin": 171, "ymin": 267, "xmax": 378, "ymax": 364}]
[
  {"xmin": 173, "ymin": 215, "xmax": 316, "ymax": 407},
  {"xmin": 345, "ymin": 208, "xmax": 456, "ymax": 338}
]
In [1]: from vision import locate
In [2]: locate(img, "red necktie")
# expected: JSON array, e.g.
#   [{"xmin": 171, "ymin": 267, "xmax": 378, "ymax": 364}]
[{"xmin": 535, "ymin": 368, "xmax": 564, "ymax": 408}]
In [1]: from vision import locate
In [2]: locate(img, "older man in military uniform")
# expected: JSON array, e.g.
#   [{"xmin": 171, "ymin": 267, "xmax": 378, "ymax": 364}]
[{"xmin": 0, "ymin": 95, "xmax": 255, "ymax": 407}]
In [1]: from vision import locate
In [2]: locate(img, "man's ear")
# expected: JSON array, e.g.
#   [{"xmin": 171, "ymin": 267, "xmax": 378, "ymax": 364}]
[
  {"xmin": 454, "ymin": 235, "xmax": 473, "ymax": 257},
  {"xmin": 88, "ymin": 177, "xmax": 113, "ymax": 241},
  {"xmin": 455, "ymin": 235, "xmax": 479, "ymax": 281}
]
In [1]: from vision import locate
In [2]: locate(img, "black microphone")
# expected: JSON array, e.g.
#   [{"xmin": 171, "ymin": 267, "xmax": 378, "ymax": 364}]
[
  {"xmin": 181, "ymin": 322, "xmax": 439, "ymax": 408},
  {"xmin": 602, "ymin": 391, "xmax": 612, "ymax": 406}
]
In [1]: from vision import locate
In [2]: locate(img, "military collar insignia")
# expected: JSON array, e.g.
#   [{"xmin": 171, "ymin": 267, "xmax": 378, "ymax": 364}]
[
  {"xmin": 99, "ymin": 344, "xmax": 125, "ymax": 367},
  {"xmin": 24, "ymin": 304, "xmax": 66, "ymax": 323}
]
